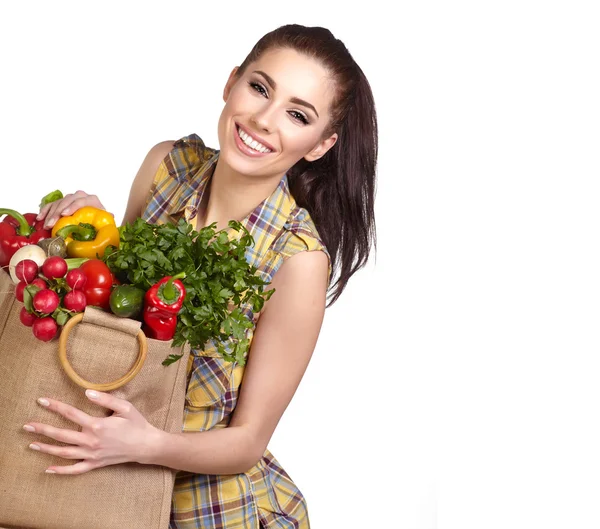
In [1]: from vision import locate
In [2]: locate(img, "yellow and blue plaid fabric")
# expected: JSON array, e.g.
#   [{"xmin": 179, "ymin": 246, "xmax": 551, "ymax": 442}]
[{"xmin": 141, "ymin": 134, "xmax": 330, "ymax": 529}]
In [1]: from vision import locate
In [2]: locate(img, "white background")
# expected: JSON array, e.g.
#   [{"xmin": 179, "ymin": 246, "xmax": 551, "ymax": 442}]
[{"xmin": 1, "ymin": 1, "xmax": 599, "ymax": 528}]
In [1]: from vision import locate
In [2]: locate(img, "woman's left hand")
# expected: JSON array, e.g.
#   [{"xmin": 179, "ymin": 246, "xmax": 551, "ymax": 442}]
[{"xmin": 24, "ymin": 389, "xmax": 159, "ymax": 475}]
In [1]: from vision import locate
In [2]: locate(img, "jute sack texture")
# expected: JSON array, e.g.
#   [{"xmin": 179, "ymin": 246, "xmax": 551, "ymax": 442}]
[{"xmin": 0, "ymin": 267, "xmax": 190, "ymax": 529}]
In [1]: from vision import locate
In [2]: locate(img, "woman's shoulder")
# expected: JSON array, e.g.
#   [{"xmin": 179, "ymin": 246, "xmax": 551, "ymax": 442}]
[
  {"xmin": 139, "ymin": 134, "xmax": 217, "ymax": 223},
  {"xmin": 144, "ymin": 140, "xmax": 177, "ymax": 169},
  {"xmin": 272, "ymin": 199, "xmax": 332, "ymax": 283},
  {"xmin": 171, "ymin": 133, "xmax": 219, "ymax": 162},
  {"xmin": 279, "ymin": 206, "xmax": 325, "ymax": 251},
  {"xmin": 142, "ymin": 133, "xmax": 216, "ymax": 172},
  {"xmin": 151, "ymin": 133, "xmax": 218, "ymax": 185}
]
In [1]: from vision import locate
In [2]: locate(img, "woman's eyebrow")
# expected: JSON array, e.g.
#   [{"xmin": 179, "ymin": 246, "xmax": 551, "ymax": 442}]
[{"xmin": 253, "ymin": 70, "xmax": 320, "ymax": 118}]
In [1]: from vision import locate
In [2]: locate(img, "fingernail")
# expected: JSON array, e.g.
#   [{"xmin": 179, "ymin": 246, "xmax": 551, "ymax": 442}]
[
  {"xmin": 23, "ymin": 425, "xmax": 35, "ymax": 432},
  {"xmin": 36, "ymin": 214, "xmax": 42, "ymax": 220},
  {"xmin": 37, "ymin": 398, "xmax": 50, "ymax": 407},
  {"xmin": 29, "ymin": 443, "xmax": 40, "ymax": 451},
  {"xmin": 45, "ymin": 469, "xmax": 56, "ymax": 474},
  {"xmin": 86, "ymin": 390, "xmax": 98, "ymax": 399}
]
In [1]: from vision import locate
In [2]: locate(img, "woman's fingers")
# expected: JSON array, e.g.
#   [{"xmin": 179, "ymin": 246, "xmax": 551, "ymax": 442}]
[
  {"xmin": 36, "ymin": 397, "xmax": 95, "ymax": 428},
  {"xmin": 62, "ymin": 195, "xmax": 106, "ymax": 216},
  {"xmin": 24, "ymin": 422, "xmax": 91, "ymax": 447},
  {"xmin": 37, "ymin": 202, "xmax": 53, "ymax": 221},
  {"xmin": 38, "ymin": 191, "xmax": 105, "ymax": 229},
  {"xmin": 85, "ymin": 389, "xmax": 136, "ymax": 417},
  {"xmin": 45, "ymin": 460, "xmax": 98, "ymax": 475},
  {"xmin": 38, "ymin": 191, "xmax": 75, "ymax": 219},
  {"xmin": 39, "ymin": 192, "xmax": 80, "ymax": 228},
  {"xmin": 28, "ymin": 441, "xmax": 92, "ymax": 461},
  {"xmin": 37, "ymin": 197, "xmax": 63, "ymax": 223},
  {"xmin": 45, "ymin": 191, "xmax": 88, "ymax": 227}
]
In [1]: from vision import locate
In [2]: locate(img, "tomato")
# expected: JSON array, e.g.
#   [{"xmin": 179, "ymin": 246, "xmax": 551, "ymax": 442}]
[
  {"xmin": 84, "ymin": 288, "xmax": 111, "ymax": 309},
  {"xmin": 79, "ymin": 259, "xmax": 113, "ymax": 310}
]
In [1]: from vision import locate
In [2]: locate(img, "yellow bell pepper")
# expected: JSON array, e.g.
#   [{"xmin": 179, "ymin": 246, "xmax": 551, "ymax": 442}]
[{"xmin": 51, "ymin": 206, "xmax": 120, "ymax": 259}]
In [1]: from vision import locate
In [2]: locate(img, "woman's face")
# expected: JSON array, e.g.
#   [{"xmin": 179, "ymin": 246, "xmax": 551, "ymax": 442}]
[{"xmin": 216, "ymin": 47, "xmax": 339, "ymax": 180}]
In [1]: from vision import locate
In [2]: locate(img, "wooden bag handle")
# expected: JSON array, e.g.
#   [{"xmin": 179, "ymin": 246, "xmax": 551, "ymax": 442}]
[{"xmin": 58, "ymin": 313, "xmax": 148, "ymax": 391}]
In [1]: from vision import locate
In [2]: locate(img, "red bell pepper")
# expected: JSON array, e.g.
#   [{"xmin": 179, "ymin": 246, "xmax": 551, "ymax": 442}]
[
  {"xmin": 0, "ymin": 209, "xmax": 51, "ymax": 268},
  {"xmin": 143, "ymin": 273, "xmax": 186, "ymax": 340}
]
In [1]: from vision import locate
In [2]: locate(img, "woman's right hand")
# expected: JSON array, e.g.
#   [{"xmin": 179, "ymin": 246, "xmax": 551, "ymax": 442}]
[{"xmin": 37, "ymin": 191, "xmax": 107, "ymax": 230}]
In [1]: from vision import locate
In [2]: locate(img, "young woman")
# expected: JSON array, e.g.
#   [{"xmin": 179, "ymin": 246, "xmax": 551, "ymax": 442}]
[{"xmin": 30, "ymin": 24, "xmax": 378, "ymax": 528}]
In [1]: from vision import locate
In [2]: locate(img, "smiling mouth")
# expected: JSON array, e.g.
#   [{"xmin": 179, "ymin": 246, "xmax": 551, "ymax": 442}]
[{"xmin": 236, "ymin": 125, "xmax": 274, "ymax": 154}]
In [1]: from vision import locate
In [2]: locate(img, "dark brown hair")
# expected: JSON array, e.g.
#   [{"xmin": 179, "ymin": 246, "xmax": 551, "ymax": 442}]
[{"xmin": 237, "ymin": 24, "xmax": 378, "ymax": 307}]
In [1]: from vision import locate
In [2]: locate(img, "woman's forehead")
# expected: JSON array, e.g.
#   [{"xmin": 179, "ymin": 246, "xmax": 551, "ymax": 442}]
[{"xmin": 251, "ymin": 48, "xmax": 327, "ymax": 77}]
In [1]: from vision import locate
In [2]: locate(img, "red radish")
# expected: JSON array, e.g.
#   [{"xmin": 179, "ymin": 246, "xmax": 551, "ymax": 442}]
[
  {"xmin": 63, "ymin": 290, "xmax": 87, "ymax": 312},
  {"xmin": 42, "ymin": 256, "xmax": 68, "ymax": 280},
  {"xmin": 19, "ymin": 307, "xmax": 37, "ymax": 327},
  {"xmin": 32, "ymin": 317, "xmax": 58, "ymax": 342},
  {"xmin": 15, "ymin": 281, "xmax": 27, "ymax": 302},
  {"xmin": 32, "ymin": 289, "xmax": 60, "ymax": 314},
  {"xmin": 66, "ymin": 269, "xmax": 88, "ymax": 290},
  {"xmin": 15, "ymin": 259, "xmax": 39, "ymax": 283},
  {"xmin": 8, "ymin": 245, "xmax": 46, "ymax": 284},
  {"xmin": 31, "ymin": 278, "xmax": 48, "ymax": 290}
]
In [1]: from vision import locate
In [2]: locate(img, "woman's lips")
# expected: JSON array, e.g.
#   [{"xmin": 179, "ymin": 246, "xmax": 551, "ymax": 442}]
[
  {"xmin": 233, "ymin": 125, "xmax": 274, "ymax": 158},
  {"xmin": 236, "ymin": 122, "xmax": 276, "ymax": 151}
]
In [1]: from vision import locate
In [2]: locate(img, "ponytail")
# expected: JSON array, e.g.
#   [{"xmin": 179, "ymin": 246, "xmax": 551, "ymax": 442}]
[{"xmin": 288, "ymin": 63, "xmax": 378, "ymax": 306}]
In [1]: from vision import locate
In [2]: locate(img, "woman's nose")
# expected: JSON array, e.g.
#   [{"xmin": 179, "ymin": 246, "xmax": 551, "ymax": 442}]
[{"xmin": 251, "ymin": 104, "xmax": 277, "ymax": 133}]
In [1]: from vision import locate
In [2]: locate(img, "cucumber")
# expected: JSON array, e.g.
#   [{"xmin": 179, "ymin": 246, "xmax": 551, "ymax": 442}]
[{"xmin": 109, "ymin": 285, "xmax": 145, "ymax": 319}]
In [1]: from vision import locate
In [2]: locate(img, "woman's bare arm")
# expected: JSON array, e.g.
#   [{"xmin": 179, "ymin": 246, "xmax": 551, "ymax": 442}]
[
  {"xmin": 141, "ymin": 249, "xmax": 330, "ymax": 474},
  {"xmin": 121, "ymin": 141, "xmax": 175, "ymax": 225}
]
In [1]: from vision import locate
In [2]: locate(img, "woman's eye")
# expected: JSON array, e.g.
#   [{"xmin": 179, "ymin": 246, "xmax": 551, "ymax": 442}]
[
  {"xmin": 248, "ymin": 81, "xmax": 309, "ymax": 125},
  {"xmin": 249, "ymin": 81, "xmax": 268, "ymax": 97},
  {"xmin": 289, "ymin": 111, "xmax": 309, "ymax": 125}
]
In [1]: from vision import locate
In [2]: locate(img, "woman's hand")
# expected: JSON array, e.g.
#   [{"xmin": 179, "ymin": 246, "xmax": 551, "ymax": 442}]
[
  {"xmin": 24, "ymin": 390, "xmax": 160, "ymax": 475},
  {"xmin": 37, "ymin": 190, "xmax": 106, "ymax": 230}
]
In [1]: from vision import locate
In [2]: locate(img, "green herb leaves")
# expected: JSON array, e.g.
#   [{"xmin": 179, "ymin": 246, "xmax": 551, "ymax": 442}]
[
  {"xmin": 104, "ymin": 218, "xmax": 274, "ymax": 365},
  {"xmin": 162, "ymin": 353, "xmax": 184, "ymax": 366}
]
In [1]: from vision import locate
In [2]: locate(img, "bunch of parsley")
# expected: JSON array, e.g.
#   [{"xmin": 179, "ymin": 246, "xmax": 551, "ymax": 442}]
[{"xmin": 103, "ymin": 218, "xmax": 274, "ymax": 365}]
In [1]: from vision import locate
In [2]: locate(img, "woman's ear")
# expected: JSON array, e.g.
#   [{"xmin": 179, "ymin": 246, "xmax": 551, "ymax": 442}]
[
  {"xmin": 304, "ymin": 133, "xmax": 338, "ymax": 162},
  {"xmin": 223, "ymin": 67, "xmax": 240, "ymax": 102}
]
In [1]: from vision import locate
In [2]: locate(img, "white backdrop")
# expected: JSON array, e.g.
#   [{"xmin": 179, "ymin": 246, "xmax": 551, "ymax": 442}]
[{"xmin": 1, "ymin": 1, "xmax": 599, "ymax": 528}]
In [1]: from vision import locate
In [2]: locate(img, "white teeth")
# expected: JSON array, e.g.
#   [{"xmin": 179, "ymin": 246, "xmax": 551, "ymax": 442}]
[{"xmin": 237, "ymin": 126, "xmax": 272, "ymax": 153}]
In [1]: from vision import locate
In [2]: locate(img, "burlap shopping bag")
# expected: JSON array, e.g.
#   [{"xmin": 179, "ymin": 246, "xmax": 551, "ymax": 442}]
[{"xmin": 0, "ymin": 267, "xmax": 190, "ymax": 529}]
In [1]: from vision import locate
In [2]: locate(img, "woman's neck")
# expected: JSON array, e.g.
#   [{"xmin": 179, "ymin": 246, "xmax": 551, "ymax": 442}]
[{"xmin": 195, "ymin": 158, "xmax": 283, "ymax": 232}]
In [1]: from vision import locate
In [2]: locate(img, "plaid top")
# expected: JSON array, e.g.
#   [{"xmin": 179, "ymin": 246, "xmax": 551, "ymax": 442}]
[{"xmin": 141, "ymin": 134, "xmax": 331, "ymax": 529}]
